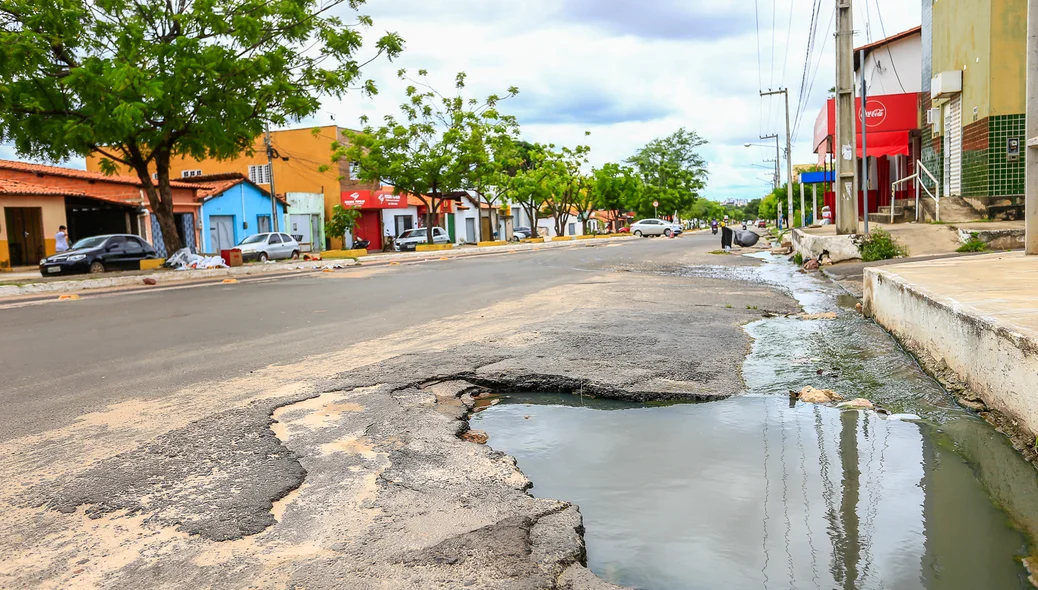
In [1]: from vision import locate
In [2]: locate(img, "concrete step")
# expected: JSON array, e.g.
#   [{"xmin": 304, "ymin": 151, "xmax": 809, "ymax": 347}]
[{"xmin": 868, "ymin": 211, "xmax": 912, "ymax": 224}]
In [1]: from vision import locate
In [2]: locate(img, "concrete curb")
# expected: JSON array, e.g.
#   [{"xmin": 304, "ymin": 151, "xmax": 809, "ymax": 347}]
[{"xmin": 0, "ymin": 235, "xmax": 636, "ymax": 299}]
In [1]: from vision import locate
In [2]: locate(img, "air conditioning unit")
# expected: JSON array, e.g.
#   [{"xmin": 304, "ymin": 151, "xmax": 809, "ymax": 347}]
[
  {"xmin": 926, "ymin": 108, "xmax": 941, "ymax": 126},
  {"xmin": 932, "ymin": 71, "xmax": 962, "ymax": 100}
]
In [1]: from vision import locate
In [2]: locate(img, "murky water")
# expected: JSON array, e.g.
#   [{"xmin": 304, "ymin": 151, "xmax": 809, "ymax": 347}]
[{"xmin": 472, "ymin": 254, "xmax": 1038, "ymax": 590}]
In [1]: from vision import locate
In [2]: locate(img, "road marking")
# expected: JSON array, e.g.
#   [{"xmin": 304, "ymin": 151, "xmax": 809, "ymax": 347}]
[
  {"xmin": 58, "ymin": 294, "xmax": 80, "ymax": 301},
  {"xmin": 222, "ymin": 278, "xmax": 238, "ymax": 284}
]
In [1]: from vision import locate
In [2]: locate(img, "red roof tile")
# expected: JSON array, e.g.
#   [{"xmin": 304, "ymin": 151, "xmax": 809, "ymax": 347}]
[
  {"xmin": 0, "ymin": 159, "xmax": 198, "ymax": 189},
  {"xmin": 0, "ymin": 178, "xmax": 87, "ymax": 197}
]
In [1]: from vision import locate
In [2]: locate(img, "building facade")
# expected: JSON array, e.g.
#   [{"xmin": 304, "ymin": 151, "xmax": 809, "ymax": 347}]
[
  {"xmin": 922, "ymin": 0, "xmax": 1027, "ymax": 219},
  {"xmin": 182, "ymin": 173, "xmax": 286, "ymax": 254},
  {"xmin": 85, "ymin": 125, "xmax": 378, "ymax": 248}
]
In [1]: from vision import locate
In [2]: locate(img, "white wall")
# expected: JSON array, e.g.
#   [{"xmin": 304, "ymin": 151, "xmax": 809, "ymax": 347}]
[
  {"xmin": 454, "ymin": 200, "xmax": 481, "ymax": 243},
  {"xmin": 381, "ymin": 207, "xmax": 419, "ymax": 238},
  {"xmin": 857, "ymin": 33, "xmax": 922, "ymax": 96}
]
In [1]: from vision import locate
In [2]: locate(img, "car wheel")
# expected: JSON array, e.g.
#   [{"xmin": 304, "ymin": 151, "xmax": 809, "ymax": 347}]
[
  {"xmin": 89, "ymin": 261, "xmax": 105, "ymax": 274},
  {"xmin": 291, "ymin": 250, "xmax": 300, "ymax": 260},
  {"xmin": 259, "ymin": 252, "xmax": 268, "ymax": 262},
  {"xmin": 634, "ymin": 230, "xmax": 643, "ymax": 237},
  {"xmin": 664, "ymin": 229, "xmax": 673, "ymax": 237}
]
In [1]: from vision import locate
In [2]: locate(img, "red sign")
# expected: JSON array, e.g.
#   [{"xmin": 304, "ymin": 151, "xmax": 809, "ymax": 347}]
[
  {"xmin": 814, "ymin": 92, "xmax": 920, "ymax": 156},
  {"xmin": 340, "ymin": 190, "xmax": 407, "ymax": 209}
]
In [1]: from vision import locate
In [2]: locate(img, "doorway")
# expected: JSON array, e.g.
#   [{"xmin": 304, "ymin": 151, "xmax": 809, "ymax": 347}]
[
  {"xmin": 4, "ymin": 207, "xmax": 45, "ymax": 266},
  {"xmin": 394, "ymin": 214, "xmax": 414, "ymax": 237},
  {"xmin": 209, "ymin": 215, "xmax": 236, "ymax": 253},
  {"xmin": 465, "ymin": 217, "xmax": 476, "ymax": 243}
]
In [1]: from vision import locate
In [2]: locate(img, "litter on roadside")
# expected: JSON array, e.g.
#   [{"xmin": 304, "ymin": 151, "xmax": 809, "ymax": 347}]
[{"xmin": 165, "ymin": 248, "xmax": 229, "ymax": 270}]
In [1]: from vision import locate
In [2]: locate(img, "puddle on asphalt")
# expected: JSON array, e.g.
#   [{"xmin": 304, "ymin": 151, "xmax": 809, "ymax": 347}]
[{"xmin": 472, "ymin": 254, "xmax": 1038, "ymax": 590}]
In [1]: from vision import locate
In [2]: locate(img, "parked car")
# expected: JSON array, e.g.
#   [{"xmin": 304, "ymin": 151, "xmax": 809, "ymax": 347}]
[
  {"xmin": 512, "ymin": 227, "xmax": 534, "ymax": 241},
  {"xmin": 757, "ymin": 220, "xmax": 767, "ymax": 229},
  {"xmin": 39, "ymin": 234, "xmax": 160, "ymax": 276},
  {"xmin": 629, "ymin": 219, "xmax": 674, "ymax": 237},
  {"xmin": 236, "ymin": 232, "xmax": 301, "ymax": 262},
  {"xmin": 395, "ymin": 227, "xmax": 451, "ymax": 251}
]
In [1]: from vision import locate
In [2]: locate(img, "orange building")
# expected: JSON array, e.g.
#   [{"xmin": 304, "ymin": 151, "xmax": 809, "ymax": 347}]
[{"xmin": 85, "ymin": 125, "xmax": 377, "ymax": 249}]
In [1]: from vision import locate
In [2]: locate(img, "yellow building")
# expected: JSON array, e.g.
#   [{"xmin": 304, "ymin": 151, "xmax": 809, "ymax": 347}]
[
  {"xmin": 922, "ymin": 0, "xmax": 1027, "ymax": 218},
  {"xmin": 0, "ymin": 180, "xmax": 70, "ymax": 270},
  {"xmin": 85, "ymin": 126, "xmax": 375, "ymax": 249}
]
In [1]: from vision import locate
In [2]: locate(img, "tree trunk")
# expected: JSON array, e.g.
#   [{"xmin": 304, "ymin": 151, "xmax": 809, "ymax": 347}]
[{"xmin": 130, "ymin": 151, "xmax": 184, "ymax": 254}]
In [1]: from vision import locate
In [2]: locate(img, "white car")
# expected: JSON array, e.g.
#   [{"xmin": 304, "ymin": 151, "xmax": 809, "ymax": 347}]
[
  {"xmin": 629, "ymin": 219, "xmax": 674, "ymax": 237},
  {"xmin": 236, "ymin": 232, "xmax": 301, "ymax": 262},
  {"xmin": 395, "ymin": 227, "xmax": 451, "ymax": 251}
]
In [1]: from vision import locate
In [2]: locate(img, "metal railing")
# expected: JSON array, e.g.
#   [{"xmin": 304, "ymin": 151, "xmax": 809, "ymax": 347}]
[{"xmin": 890, "ymin": 160, "xmax": 940, "ymax": 223}]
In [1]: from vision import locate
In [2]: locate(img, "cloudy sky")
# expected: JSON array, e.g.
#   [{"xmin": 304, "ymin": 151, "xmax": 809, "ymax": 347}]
[{"xmin": 1, "ymin": 0, "xmax": 921, "ymax": 202}]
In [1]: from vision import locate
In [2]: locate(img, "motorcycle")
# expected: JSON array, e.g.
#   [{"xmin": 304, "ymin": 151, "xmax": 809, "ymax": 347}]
[
  {"xmin": 711, "ymin": 225, "xmax": 718, "ymax": 236},
  {"xmin": 352, "ymin": 238, "xmax": 370, "ymax": 250}
]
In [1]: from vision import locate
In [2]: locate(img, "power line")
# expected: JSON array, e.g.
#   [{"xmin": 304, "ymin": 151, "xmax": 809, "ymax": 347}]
[{"xmin": 792, "ymin": 7, "xmax": 836, "ymax": 146}]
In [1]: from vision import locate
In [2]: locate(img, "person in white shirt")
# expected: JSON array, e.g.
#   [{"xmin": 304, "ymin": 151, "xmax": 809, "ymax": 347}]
[{"xmin": 55, "ymin": 225, "xmax": 70, "ymax": 252}]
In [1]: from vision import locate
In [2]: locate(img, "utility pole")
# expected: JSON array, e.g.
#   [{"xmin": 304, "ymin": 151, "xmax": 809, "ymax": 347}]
[
  {"xmin": 860, "ymin": 48, "xmax": 870, "ymax": 234},
  {"xmin": 835, "ymin": 0, "xmax": 859, "ymax": 234},
  {"xmin": 1027, "ymin": 0, "xmax": 1038, "ymax": 254},
  {"xmin": 761, "ymin": 134, "xmax": 781, "ymax": 189},
  {"xmin": 264, "ymin": 125, "xmax": 281, "ymax": 232},
  {"xmin": 762, "ymin": 89, "xmax": 793, "ymax": 229},
  {"xmin": 800, "ymin": 182, "xmax": 806, "ymax": 226}
]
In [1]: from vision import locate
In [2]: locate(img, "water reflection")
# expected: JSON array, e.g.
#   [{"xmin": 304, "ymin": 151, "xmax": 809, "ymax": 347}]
[{"xmin": 473, "ymin": 395, "xmax": 1031, "ymax": 589}]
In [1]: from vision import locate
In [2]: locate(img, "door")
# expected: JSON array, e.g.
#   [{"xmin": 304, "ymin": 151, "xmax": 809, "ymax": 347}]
[
  {"xmin": 355, "ymin": 212, "xmax": 381, "ymax": 251},
  {"xmin": 209, "ymin": 215, "xmax": 235, "ymax": 253},
  {"xmin": 265, "ymin": 233, "xmax": 282, "ymax": 259},
  {"xmin": 122, "ymin": 236, "xmax": 149, "ymax": 268},
  {"xmin": 310, "ymin": 215, "xmax": 321, "ymax": 252},
  {"xmin": 4, "ymin": 207, "xmax": 44, "ymax": 266},
  {"xmin": 101, "ymin": 236, "xmax": 130, "ymax": 270},
  {"xmin": 465, "ymin": 218, "xmax": 476, "ymax": 243},
  {"xmin": 394, "ymin": 215, "xmax": 413, "ymax": 237},
  {"xmin": 944, "ymin": 95, "xmax": 962, "ymax": 197},
  {"xmin": 290, "ymin": 214, "xmax": 312, "ymax": 250},
  {"xmin": 279, "ymin": 233, "xmax": 296, "ymax": 257}
]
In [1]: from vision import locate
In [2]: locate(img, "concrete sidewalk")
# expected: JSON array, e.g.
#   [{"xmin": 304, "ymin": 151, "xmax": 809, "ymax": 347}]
[
  {"xmin": 0, "ymin": 236, "xmax": 635, "ymax": 299},
  {"xmin": 864, "ymin": 252, "xmax": 1038, "ymax": 461}
]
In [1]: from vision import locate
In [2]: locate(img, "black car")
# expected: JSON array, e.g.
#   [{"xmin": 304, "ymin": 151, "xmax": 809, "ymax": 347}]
[{"xmin": 39, "ymin": 234, "xmax": 159, "ymax": 276}]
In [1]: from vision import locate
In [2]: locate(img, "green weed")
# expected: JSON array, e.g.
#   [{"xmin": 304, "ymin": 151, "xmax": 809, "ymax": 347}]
[
  {"xmin": 858, "ymin": 228, "xmax": 909, "ymax": 262},
  {"xmin": 957, "ymin": 233, "xmax": 988, "ymax": 253},
  {"xmin": 793, "ymin": 252, "xmax": 804, "ymax": 266}
]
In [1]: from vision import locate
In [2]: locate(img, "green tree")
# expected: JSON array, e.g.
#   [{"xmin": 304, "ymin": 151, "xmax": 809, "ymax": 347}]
[
  {"xmin": 510, "ymin": 142, "xmax": 551, "ymax": 239},
  {"xmin": 625, "ymin": 128, "xmax": 709, "ymax": 218},
  {"xmin": 325, "ymin": 205, "xmax": 361, "ymax": 249},
  {"xmin": 592, "ymin": 163, "xmax": 642, "ymax": 232},
  {"xmin": 464, "ymin": 118, "xmax": 522, "ymax": 241},
  {"xmin": 539, "ymin": 144, "xmax": 590, "ymax": 237},
  {"xmin": 0, "ymin": 0, "xmax": 402, "ymax": 253},
  {"xmin": 335, "ymin": 70, "xmax": 518, "ymax": 245}
]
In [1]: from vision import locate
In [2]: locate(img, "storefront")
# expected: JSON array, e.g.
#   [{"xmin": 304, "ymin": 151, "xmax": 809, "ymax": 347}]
[{"xmin": 813, "ymin": 92, "xmax": 921, "ymax": 216}]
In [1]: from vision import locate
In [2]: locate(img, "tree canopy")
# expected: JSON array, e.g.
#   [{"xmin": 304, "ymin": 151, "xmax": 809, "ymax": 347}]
[
  {"xmin": 625, "ymin": 128, "xmax": 709, "ymax": 218},
  {"xmin": 0, "ymin": 0, "xmax": 402, "ymax": 252}
]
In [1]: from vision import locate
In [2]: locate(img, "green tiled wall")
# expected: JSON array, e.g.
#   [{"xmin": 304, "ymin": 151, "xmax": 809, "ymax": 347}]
[
  {"xmin": 961, "ymin": 148, "xmax": 989, "ymax": 196},
  {"xmin": 920, "ymin": 135, "xmax": 942, "ymax": 195},
  {"xmin": 988, "ymin": 114, "xmax": 1025, "ymax": 197}
]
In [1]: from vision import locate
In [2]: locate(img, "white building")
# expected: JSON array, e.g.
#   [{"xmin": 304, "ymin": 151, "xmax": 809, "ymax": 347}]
[{"xmin": 855, "ymin": 26, "xmax": 923, "ymax": 95}]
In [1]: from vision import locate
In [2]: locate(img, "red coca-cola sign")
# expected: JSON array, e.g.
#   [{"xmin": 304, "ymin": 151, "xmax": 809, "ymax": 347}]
[{"xmin": 858, "ymin": 99, "xmax": 889, "ymax": 128}]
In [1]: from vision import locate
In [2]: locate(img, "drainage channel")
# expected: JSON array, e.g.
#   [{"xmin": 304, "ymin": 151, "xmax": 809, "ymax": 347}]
[{"xmin": 471, "ymin": 253, "xmax": 1038, "ymax": 590}]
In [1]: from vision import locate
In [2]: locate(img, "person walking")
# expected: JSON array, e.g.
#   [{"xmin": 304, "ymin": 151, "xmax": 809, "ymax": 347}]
[{"xmin": 55, "ymin": 225, "xmax": 70, "ymax": 252}]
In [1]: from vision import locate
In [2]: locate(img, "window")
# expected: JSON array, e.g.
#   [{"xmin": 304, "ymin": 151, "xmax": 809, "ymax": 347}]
[
  {"xmin": 257, "ymin": 215, "xmax": 271, "ymax": 233},
  {"xmin": 124, "ymin": 239, "xmax": 144, "ymax": 254},
  {"xmin": 105, "ymin": 236, "xmax": 126, "ymax": 251},
  {"xmin": 181, "ymin": 169, "xmax": 203, "ymax": 178},
  {"xmin": 268, "ymin": 233, "xmax": 282, "ymax": 244},
  {"xmin": 248, "ymin": 164, "xmax": 271, "ymax": 185},
  {"xmin": 349, "ymin": 161, "xmax": 362, "ymax": 181},
  {"xmin": 280, "ymin": 233, "xmax": 293, "ymax": 243}
]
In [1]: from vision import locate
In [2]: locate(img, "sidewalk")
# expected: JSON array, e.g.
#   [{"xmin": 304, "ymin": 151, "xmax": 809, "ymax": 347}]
[
  {"xmin": 863, "ymin": 252, "xmax": 1038, "ymax": 460},
  {"xmin": 0, "ymin": 236, "xmax": 635, "ymax": 299}
]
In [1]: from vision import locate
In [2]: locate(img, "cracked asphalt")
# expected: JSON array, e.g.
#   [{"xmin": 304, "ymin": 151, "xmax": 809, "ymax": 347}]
[{"xmin": 0, "ymin": 232, "xmax": 798, "ymax": 589}]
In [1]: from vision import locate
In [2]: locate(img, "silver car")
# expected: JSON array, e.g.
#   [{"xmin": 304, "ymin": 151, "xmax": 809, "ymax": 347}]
[
  {"xmin": 236, "ymin": 232, "xmax": 301, "ymax": 262},
  {"xmin": 394, "ymin": 227, "xmax": 451, "ymax": 251},
  {"xmin": 630, "ymin": 219, "xmax": 674, "ymax": 237}
]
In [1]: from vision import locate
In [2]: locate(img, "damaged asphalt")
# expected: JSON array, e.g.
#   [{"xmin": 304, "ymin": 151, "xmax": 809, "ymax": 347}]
[{"xmin": 0, "ymin": 233, "xmax": 798, "ymax": 589}]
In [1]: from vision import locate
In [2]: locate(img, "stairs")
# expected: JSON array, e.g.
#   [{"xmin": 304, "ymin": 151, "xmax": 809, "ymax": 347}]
[
  {"xmin": 867, "ymin": 199, "xmax": 916, "ymax": 224},
  {"xmin": 918, "ymin": 196, "xmax": 985, "ymax": 223}
]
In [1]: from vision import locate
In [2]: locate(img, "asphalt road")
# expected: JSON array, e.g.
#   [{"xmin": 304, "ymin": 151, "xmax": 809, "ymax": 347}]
[{"xmin": 0, "ymin": 233, "xmax": 719, "ymax": 441}]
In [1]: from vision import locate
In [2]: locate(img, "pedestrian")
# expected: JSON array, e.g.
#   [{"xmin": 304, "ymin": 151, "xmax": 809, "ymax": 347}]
[{"xmin": 55, "ymin": 225, "xmax": 70, "ymax": 252}]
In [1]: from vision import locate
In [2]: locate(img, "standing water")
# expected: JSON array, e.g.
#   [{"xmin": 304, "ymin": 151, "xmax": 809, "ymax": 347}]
[{"xmin": 472, "ymin": 255, "xmax": 1038, "ymax": 590}]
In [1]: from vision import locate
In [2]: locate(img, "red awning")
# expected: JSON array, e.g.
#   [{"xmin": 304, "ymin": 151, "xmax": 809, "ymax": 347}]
[{"xmin": 856, "ymin": 130, "xmax": 910, "ymax": 158}]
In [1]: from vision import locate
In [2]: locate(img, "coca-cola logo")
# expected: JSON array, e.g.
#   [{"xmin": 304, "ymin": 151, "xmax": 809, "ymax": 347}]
[{"xmin": 859, "ymin": 100, "xmax": 887, "ymax": 127}]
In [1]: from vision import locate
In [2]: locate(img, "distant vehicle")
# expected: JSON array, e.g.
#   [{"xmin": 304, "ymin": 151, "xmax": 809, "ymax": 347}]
[
  {"xmin": 395, "ymin": 227, "xmax": 450, "ymax": 251},
  {"xmin": 236, "ymin": 232, "xmax": 301, "ymax": 262},
  {"xmin": 512, "ymin": 227, "xmax": 534, "ymax": 241},
  {"xmin": 669, "ymin": 223, "xmax": 683, "ymax": 235},
  {"xmin": 630, "ymin": 219, "xmax": 673, "ymax": 237},
  {"xmin": 39, "ymin": 234, "xmax": 159, "ymax": 275},
  {"xmin": 757, "ymin": 220, "xmax": 767, "ymax": 229}
]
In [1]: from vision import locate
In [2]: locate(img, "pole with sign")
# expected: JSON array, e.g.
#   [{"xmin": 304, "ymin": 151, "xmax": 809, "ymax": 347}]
[{"xmin": 653, "ymin": 200, "xmax": 659, "ymax": 219}]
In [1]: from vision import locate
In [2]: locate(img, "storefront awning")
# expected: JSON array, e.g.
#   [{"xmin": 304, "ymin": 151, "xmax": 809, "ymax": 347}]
[{"xmin": 856, "ymin": 130, "xmax": 910, "ymax": 158}]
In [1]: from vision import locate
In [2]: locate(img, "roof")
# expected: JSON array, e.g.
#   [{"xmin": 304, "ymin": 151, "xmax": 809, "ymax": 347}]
[
  {"xmin": 178, "ymin": 172, "xmax": 288, "ymax": 204},
  {"xmin": 0, "ymin": 159, "xmax": 198, "ymax": 189},
  {"xmin": 854, "ymin": 26, "xmax": 921, "ymax": 70},
  {"xmin": 0, "ymin": 178, "xmax": 87, "ymax": 197}
]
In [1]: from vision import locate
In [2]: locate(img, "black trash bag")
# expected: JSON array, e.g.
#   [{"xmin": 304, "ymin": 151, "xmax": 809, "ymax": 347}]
[{"xmin": 733, "ymin": 230, "xmax": 760, "ymax": 247}]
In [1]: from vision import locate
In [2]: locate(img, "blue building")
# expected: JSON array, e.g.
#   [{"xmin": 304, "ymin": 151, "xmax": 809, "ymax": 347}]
[{"xmin": 184, "ymin": 173, "xmax": 287, "ymax": 253}]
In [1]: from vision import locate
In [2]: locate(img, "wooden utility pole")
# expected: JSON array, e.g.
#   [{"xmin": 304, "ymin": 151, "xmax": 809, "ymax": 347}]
[
  {"xmin": 835, "ymin": 0, "xmax": 859, "ymax": 234},
  {"xmin": 1027, "ymin": 0, "xmax": 1038, "ymax": 254},
  {"xmin": 762, "ymin": 89, "xmax": 793, "ymax": 228},
  {"xmin": 264, "ymin": 126, "xmax": 281, "ymax": 232}
]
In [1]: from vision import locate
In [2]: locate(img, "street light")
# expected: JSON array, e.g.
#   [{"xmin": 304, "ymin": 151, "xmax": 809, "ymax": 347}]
[{"xmin": 744, "ymin": 137, "xmax": 781, "ymax": 189}]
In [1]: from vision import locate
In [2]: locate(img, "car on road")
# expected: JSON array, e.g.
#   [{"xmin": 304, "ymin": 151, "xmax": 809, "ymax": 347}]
[
  {"xmin": 395, "ymin": 227, "xmax": 451, "ymax": 251},
  {"xmin": 629, "ymin": 218, "xmax": 674, "ymax": 237},
  {"xmin": 757, "ymin": 220, "xmax": 767, "ymax": 229},
  {"xmin": 669, "ymin": 223, "xmax": 683, "ymax": 235},
  {"xmin": 236, "ymin": 232, "xmax": 301, "ymax": 262},
  {"xmin": 512, "ymin": 226, "xmax": 534, "ymax": 241},
  {"xmin": 39, "ymin": 234, "xmax": 160, "ymax": 276}
]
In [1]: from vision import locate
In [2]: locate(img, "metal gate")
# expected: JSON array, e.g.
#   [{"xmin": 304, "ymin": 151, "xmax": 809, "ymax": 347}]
[
  {"xmin": 209, "ymin": 215, "xmax": 235, "ymax": 253},
  {"xmin": 944, "ymin": 95, "xmax": 962, "ymax": 196},
  {"xmin": 289, "ymin": 214, "xmax": 315, "ymax": 251}
]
